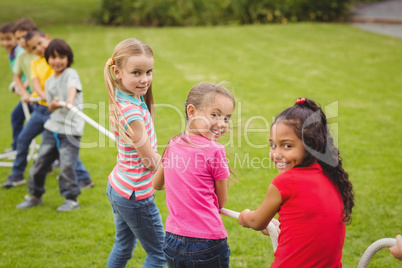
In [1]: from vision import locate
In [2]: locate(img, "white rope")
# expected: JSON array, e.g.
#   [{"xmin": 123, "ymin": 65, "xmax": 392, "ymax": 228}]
[
  {"xmin": 219, "ymin": 208, "xmax": 279, "ymax": 252},
  {"xmin": 357, "ymin": 238, "xmax": 396, "ymax": 268},
  {"xmin": 58, "ymin": 101, "xmax": 116, "ymax": 142}
]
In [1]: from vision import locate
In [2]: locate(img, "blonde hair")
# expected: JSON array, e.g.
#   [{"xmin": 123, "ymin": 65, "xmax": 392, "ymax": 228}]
[{"xmin": 104, "ymin": 38, "xmax": 155, "ymax": 144}]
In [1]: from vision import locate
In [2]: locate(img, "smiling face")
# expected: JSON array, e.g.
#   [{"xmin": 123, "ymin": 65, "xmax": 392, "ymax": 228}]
[
  {"xmin": 47, "ymin": 51, "xmax": 68, "ymax": 77},
  {"xmin": 113, "ymin": 54, "xmax": 154, "ymax": 100},
  {"xmin": 269, "ymin": 120, "xmax": 306, "ymax": 174},
  {"xmin": 0, "ymin": 32, "xmax": 17, "ymax": 52},
  {"xmin": 15, "ymin": 30, "xmax": 28, "ymax": 49},
  {"xmin": 187, "ymin": 93, "xmax": 234, "ymax": 141},
  {"xmin": 26, "ymin": 34, "xmax": 50, "ymax": 57}
]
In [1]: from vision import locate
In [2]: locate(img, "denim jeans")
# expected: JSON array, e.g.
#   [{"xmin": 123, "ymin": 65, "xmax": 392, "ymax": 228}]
[
  {"xmin": 106, "ymin": 182, "xmax": 166, "ymax": 268},
  {"xmin": 163, "ymin": 232, "xmax": 230, "ymax": 268},
  {"xmin": 9, "ymin": 103, "xmax": 90, "ymax": 182},
  {"xmin": 11, "ymin": 101, "xmax": 33, "ymax": 150},
  {"xmin": 28, "ymin": 129, "xmax": 81, "ymax": 200}
]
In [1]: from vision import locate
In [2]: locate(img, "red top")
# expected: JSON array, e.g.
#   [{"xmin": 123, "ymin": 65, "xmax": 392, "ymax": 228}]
[{"xmin": 271, "ymin": 163, "xmax": 345, "ymax": 268}]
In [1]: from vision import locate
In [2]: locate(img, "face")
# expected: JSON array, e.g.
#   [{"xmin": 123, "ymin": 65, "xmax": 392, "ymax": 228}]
[
  {"xmin": 269, "ymin": 121, "xmax": 306, "ymax": 174},
  {"xmin": 26, "ymin": 34, "xmax": 50, "ymax": 57},
  {"xmin": 188, "ymin": 94, "xmax": 234, "ymax": 141},
  {"xmin": 113, "ymin": 54, "xmax": 154, "ymax": 100},
  {"xmin": 47, "ymin": 51, "xmax": 68, "ymax": 76},
  {"xmin": 14, "ymin": 30, "xmax": 28, "ymax": 49},
  {"xmin": 0, "ymin": 32, "xmax": 17, "ymax": 52}
]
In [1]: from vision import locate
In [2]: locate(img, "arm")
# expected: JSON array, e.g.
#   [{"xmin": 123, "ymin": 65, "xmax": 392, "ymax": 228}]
[
  {"xmin": 128, "ymin": 120, "xmax": 160, "ymax": 171},
  {"xmin": 13, "ymin": 74, "xmax": 31, "ymax": 102},
  {"xmin": 32, "ymin": 77, "xmax": 46, "ymax": 100},
  {"xmin": 152, "ymin": 163, "xmax": 165, "ymax": 190},
  {"xmin": 238, "ymin": 184, "xmax": 282, "ymax": 230},
  {"xmin": 66, "ymin": 86, "xmax": 78, "ymax": 106},
  {"xmin": 389, "ymin": 235, "xmax": 402, "ymax": 261},
  {"xmin": 215, "ymin": 178, "xmax": 228, "ymax": 208}
]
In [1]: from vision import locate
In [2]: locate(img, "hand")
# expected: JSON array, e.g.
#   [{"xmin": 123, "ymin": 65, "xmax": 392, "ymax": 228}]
[
  {"xmin": 238, "ymin": 209, "xmax": 251, "ymax": 228},
  {"xmin": 49, "ymin": 99, "xmax": 61, "ymax": 112},
  {"xmin": 260, "ymin": 218, "xmax": 280, "ymax": 236},
  {"xmin": 389, "ymin": 234, "xmax": 402, "ymax": 261},
  {"xmin": 21, "ymin": 93, "xmax": 31, "ymax": 103},
  {"xmin": 66, "ymin": 98, "xmax": 74, "ymax": 107}
]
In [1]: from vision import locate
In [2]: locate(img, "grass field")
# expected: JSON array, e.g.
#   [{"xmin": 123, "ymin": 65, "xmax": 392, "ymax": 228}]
[{"xmin": 1, "ymin": 2, "xmax": 402, "ymax": 267}]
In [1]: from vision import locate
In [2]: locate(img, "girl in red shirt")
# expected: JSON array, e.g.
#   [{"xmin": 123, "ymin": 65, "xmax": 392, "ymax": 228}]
[{"xmin": 239, "ymin": 98, "xmax": 354, "ymax": 267}]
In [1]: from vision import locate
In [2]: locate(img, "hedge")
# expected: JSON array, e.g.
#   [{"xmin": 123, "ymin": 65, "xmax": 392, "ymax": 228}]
[{"xmin": 94, "ymin": 0, "xmax": 356, "ymax": 26}]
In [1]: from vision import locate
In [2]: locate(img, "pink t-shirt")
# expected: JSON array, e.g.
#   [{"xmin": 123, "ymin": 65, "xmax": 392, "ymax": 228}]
[
  {"xmin": 271, "ymin": 163, "xmax": 345, "ymax": 268},
  {"xmin": 164, "ymin": 134, "xmax": 229, "ymax": 239}
]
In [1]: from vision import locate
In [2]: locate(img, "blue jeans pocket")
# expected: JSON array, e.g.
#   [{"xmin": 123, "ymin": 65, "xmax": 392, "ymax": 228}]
[{"xmin": 193, "ymin": 255, "xmax": 220, "ymax": 267}]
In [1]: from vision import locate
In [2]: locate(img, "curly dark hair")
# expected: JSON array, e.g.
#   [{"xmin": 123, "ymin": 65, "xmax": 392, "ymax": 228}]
[{"xmin": 273, "ymin": 98, "xmax": 354, "ymax": 223}]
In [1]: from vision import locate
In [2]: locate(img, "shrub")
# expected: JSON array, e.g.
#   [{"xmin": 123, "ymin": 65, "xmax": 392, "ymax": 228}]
[{"xmin": 94, "ymin": 0, "xmax": 354, "ymax": 26}]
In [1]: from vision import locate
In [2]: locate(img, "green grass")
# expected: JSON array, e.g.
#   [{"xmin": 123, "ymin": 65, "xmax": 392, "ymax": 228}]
[{"xmin": 1, "ymin": 6, "xmax": 402, "ymax": 268}]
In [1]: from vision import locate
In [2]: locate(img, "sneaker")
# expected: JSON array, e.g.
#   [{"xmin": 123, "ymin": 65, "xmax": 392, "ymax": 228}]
[
  {"xmin": 17, "ymin": 196, "xmax": 43, "ymax": 209},
  {"xmin": 2, "ymin": 176, "xmax": 26, "ymax": 188},
  {"xmin": 57, "ymin": 199, "xmax": 79, "ymax": 212},
  {"xmin": 78, "ymin": 179, "xmax": 94, "ymax": 189}
]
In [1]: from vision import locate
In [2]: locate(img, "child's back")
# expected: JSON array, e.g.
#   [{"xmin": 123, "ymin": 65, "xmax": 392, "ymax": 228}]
[{"xmin": 164, "ymin": 134, "xmax": 229, "ymax": 239}]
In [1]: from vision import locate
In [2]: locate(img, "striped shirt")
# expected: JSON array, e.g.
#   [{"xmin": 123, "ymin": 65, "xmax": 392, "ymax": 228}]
[{"xmin": 108, "ymin": 88, "xmax": 157, "ymax": 200}]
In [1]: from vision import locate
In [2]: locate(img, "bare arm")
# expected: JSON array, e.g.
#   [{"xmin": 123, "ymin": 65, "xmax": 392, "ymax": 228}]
[
  {"xmin": 152, "ymin": 163, "xmax": 165, "ymax": 190},
  {"xmin": 238, "ymin": 184, "xmax": 282, "ymax": 230},
  {"xmin": 215, "ymin": 178, "xmax": 228, "ymax": 208},
  {"xmin": 32, "ymin": 77, "xmax": 46, "ymax": 100},
  {"xmin": 66, "ymin": 86, "xmax": 78, "ymax": 106},
  {"xmin": 13, "ymin": 74, "xmax": 30, "ymax": 102},
  {"xmin": 128, "ymin": 120, "xmax": 160, "ymax": 171}
]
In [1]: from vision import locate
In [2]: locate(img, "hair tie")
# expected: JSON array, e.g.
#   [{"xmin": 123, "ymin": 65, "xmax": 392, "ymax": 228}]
[
  {"xmin": 296, "ymin": 98, "xmax": 306, "ymax": 104},
  {"xmin": 107, "ymin": 58, "xmax": 114, "ymax": 66}
]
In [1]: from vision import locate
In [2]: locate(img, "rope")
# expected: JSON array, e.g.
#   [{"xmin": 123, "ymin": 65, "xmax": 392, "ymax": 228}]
[
  {"xmin": 58, "ymin": 101, "xmax": 116, "ymax": 142},
  {"xmin": 219, "ymin": 208, "xmax": 279, "ymax": 252},
  {"xmin": 357, "ymin": 238, "xmax": 396, "ymax": 268}
]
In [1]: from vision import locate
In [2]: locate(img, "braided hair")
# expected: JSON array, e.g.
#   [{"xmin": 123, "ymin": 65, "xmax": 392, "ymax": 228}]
[{"xmin": 273, "ymin": 98, "xmax": 354, "ymax": 223}]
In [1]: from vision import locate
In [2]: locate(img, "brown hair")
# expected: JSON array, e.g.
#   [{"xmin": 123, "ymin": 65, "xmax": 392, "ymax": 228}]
[
  {"xmin": 13, "ymin": 18, "xmax": 36, "ymax": 33},
  {"xmin": 1, "ymin": 22, "xmax": 14, "ymax": 34},
  {"xmin": 104, "ymin": 38, "xmax": 154, "ymax": 144}
]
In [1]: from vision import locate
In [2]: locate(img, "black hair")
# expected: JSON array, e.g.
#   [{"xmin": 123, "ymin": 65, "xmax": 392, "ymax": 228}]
[
  {"xmin": 13, "ymin": 18, "xmax": 36, "ymax": 33},
  {"xmin": 273, "ymin": 98, "xmax": 354, "ymax": 223},
  {"xmin": 1, "ymin": 22, "xmax": 14, "ymax": 34},
  {"xmin": 45, "ymin": 39, "xmax": 74, "ymax": 67},
  {"xmin": 25, "ymin": 29, "xmax": 45, "ymax": 43}
]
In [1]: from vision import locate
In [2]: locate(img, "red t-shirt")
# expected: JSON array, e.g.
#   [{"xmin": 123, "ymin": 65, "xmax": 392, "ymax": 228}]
[{"xmin": 271, "ymin": 163, "xmax": 345, "ymax": 268}]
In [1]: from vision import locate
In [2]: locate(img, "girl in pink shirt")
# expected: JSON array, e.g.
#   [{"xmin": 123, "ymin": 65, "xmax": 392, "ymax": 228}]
[
  {"xmin": 239, "ymin": 98, "xmax": 354, "ymax": 267},
  {"xmin": 153, "ymin": 82, "xmax": 235, "ymax": 267}
]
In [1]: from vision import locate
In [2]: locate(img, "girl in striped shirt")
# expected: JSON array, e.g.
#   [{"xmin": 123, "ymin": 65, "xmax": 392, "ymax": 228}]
[{"xmin": 104, "ymin": 38, "xmax": 166, "ymax": 268}]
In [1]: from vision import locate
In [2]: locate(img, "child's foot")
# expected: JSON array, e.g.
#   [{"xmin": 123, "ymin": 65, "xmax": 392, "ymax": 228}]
[
  {"xmin": 17, "ymin": 196, "xmax": 43, "ymax": 209},
  {"xmin": 2, "ymin": 176, "xmax": 26, "ymax": 188},
  {"xmin": 57, "ymin": 199, "xmax": 79, "ymax": 212}
]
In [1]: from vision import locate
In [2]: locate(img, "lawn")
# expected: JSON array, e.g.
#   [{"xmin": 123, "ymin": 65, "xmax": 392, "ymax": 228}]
[{"xmin": 1, "ymin": 3, "xmax": 402, "ymax": 268}]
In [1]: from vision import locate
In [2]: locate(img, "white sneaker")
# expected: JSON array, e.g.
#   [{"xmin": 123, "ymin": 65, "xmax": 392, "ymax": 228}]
[{"xmin": 57, "ymin": 199, "xmax": 79, "ymax": 212}]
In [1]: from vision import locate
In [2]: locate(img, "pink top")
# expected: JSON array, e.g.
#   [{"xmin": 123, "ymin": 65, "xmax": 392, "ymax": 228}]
[
  {"xmin": 271, "ymin": 163, "xmax": 345, "ymax": 268},
  {"xmin": 163, "ymin": 134, "xmax": 230, "ymax": 239}
]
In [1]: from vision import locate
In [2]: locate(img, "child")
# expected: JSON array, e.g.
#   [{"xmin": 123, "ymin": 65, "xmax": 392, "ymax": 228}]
[
  {"xmin": 17, "ymin": 39, "xmax": 84, "ymax": 211},
  {"xmin": 152, "ymin": 82, "xmax": 234, "ymax": 267},
  {"xmin": 238, "ymin": 98, "xmax": 354, "ymax": 267},
  {"xmin": 12, "ymin": 18, "xmax": 38, "ymax": 103},
  {"xmin": 1, "ymin": 22, "xmax": 26, "ymax": 154},
  {"xmin": 104, "ymin": 38, "xmax": 166, "ymax": 267},
  {"xmin": 3, "ymin": 29, "xmax": 93, "ymax": 189}
]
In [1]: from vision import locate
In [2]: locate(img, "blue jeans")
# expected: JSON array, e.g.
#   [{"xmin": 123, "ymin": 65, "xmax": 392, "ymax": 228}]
[
  {"xmin": 11, "ymin": 101, "xmax": 33, "ymax": 150},
  {"xmin": 106, "ymin": 182, "xmax": 166, "ymax": 268},
  {"xmin": 163, "ymin": 232, "xmax": 230, "ymax": 268},
  {"xmin": 9, "ymin": 103, "xmax": 90, "ymax": 182},
  {"xmin": 28, "ymin": 129, "xmax": 81, "ymax": 200}
]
